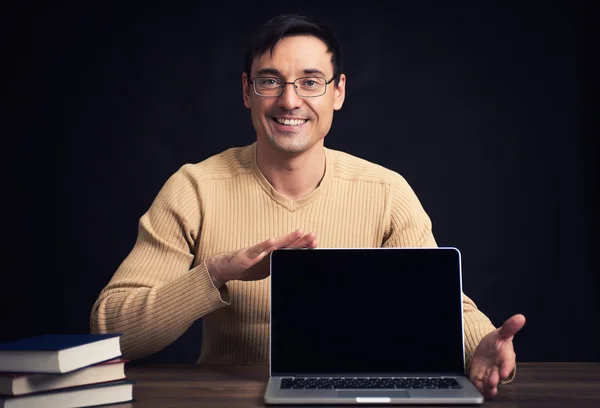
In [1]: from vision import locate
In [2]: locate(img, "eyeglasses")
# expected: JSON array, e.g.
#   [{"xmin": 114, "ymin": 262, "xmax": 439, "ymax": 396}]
[{"xmin": 249, "ymin": 76, "xmax": 336, "ymax": 98}]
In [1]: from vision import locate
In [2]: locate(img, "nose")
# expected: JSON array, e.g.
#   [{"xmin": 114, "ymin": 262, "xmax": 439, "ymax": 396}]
[{"xmin": 277, "ymin": 83, "xmax": 304, "ymax": 111}]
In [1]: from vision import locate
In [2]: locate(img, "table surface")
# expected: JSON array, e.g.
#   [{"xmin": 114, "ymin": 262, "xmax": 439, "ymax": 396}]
[{"xmin": 108, "ymin": 362, "xmax": 600, "ymax": 408}]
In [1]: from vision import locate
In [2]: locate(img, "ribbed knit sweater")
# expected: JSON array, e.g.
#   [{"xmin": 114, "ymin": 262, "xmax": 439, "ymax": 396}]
[{"xmin": 90, "ymin": 142, "xmax": 497, "ymax": 369}]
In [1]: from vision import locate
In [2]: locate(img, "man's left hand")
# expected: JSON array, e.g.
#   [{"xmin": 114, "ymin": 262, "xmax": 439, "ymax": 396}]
[{"xmin": 468, "ymin": 314, "xmax": 526, "ymax": 399}]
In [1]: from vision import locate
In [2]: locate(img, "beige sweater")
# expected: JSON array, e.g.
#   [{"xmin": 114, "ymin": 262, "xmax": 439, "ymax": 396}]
[{"xmin": 90, "ymin": 142, "xmax": 497, "ymax": 369}]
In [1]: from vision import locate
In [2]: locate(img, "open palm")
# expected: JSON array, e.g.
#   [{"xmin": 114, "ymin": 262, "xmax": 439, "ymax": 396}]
[{"xmin": 469, "ymin": 314, "xmax": 526, "ymax": 399}]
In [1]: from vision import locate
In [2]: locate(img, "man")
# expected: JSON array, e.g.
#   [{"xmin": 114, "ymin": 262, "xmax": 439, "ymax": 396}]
[{"xmin": 90, "ymin": 13, "xmax": 525, "ymax": 399}]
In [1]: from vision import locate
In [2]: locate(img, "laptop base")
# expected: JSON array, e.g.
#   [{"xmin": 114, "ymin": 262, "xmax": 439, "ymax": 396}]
[{"xmin": 264, "ymin": 376, "xmax": 484, "ymax": 405}]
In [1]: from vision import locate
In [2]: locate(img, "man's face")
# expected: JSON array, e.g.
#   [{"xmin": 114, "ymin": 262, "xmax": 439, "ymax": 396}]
[{"xmin": 242, "ymin": 35, "xmax": 346, "ymax": 155}]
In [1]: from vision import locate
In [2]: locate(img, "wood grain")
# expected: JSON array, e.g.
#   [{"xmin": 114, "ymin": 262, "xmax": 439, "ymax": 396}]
[{"xmin": 108, "ymin": 362, "xmax": 600, "ymax": 408}]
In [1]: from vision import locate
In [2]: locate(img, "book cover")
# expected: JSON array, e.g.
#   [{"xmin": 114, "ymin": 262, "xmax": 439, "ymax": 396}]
[
  {"xmin": 0, "ymin": 334, "xmax": 123, "ymax": 374},
  {"xmin": 0, "ymin": 358, "xmax": 128, "ymax": 396},
  {"xmin": 0, "ymin": 334, "xmax": 122, "ymax": 352}
]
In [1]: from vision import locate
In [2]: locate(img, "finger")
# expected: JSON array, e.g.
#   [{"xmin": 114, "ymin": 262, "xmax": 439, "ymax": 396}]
[
  {"xmin": 272, "ymin": 229, "xmax": 305, "ymax": 248},
  {"xmin": 498, "ymin": 314, "xmax": 526, "ymax": 340},
  {"xmin": 487, "ymin": 369, "xmax": 500, "ymax": 390},
  {"xmin": 301, "ymin": 234, "xmax": 317, "ymax": 248},
  {"xmin": 477, "ymin": 369, "xmax": 498, "ymax": 400},
  {"xmin": 249, "ymin": 230, "xmax": 304, "ymax": 259},
  {"xmin": 500, "ymin": 352, "xmax": 516, "ymax": 380},
  {"xmin": 287, "ymin": 232, "xmax": 317, "ymax": 248},
  {"xmin": 247, "ymin": 237, "xmax": 277, "ymax": 259},
  {"xmin": 469, "ymin": 373, "xmax": 485, "ymax": 394},
  {"xmin": 468, "ymin": 364, "xmax": 485, "ymax": 394},
  {"xmin": 485, "ymin": 385, "xmax": 498, "ymax": 400}
]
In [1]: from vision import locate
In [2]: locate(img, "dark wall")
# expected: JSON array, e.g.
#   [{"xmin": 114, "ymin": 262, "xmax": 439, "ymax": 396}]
[{"xmin": 3, "ymin": 1, "xmax": 599, "ymax": 363}]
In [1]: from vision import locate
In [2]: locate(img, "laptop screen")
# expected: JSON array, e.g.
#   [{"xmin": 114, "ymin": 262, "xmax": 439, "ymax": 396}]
[{"xmin": 270, "ymin": 247, "xmax": 465, "ymax": 376}]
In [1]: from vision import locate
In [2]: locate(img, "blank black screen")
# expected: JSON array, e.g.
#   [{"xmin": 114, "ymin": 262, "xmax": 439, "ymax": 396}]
[{"xmin": 270, "ymin": 248, "xmax": 465, "ymax": 375}]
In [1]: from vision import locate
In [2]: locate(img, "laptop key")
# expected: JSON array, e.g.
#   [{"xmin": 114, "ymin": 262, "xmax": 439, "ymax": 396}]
[
  {"xmin": 281, "ymin": 378, "xmax": 294, "ymax": 389},
  {"xmin": 280, "ymin": 377, "xmax": 461, "ymax": 390}
]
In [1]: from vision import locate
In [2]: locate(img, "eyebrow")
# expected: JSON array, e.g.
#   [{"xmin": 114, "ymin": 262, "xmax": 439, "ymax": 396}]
[
  {"xmin": 302, "ymin": 68, "xmax": 327, "ymax": 77},
  {"xmin": 255, "ymin": 68, "xmax": 329, "ymax": 77}
]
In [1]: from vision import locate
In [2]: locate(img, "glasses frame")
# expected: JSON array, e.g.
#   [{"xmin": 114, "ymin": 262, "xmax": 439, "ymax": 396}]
[{"xmin": 249, "ymin": 75, "xmax": 337, "ymax": 98}]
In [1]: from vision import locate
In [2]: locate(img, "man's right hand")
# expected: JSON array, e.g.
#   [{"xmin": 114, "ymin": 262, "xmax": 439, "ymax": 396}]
[{"xmin": 205, "ymin": 229, "xmax": 317, "ymax": 287}]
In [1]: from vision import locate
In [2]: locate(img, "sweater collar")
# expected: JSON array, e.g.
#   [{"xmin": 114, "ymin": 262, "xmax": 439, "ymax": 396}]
[{"xmin": 248, "ymin": 142, "xmax": 332, "ymax": 212}]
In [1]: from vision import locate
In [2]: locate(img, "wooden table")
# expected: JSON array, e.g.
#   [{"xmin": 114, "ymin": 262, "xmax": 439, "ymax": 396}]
[{"xmin": 110, "ymin": 362, "xmax": 600, "ymax": 407}]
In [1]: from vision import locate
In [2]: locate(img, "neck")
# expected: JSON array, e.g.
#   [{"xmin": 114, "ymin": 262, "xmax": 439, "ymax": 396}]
[{"xmin": 256, "ymin": 141, "xmax": 326, "ymax": 201}]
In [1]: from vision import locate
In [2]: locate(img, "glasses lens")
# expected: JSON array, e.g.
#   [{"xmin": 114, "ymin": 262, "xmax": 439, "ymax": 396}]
[
  {"xmin": 295, "ymin": 77, "xmax": 326, "ymax": 97},
  {"xmin": 252, "ymin": 76, "xmax": 328, "ymax": 97},
  {"xmin": 254, "ymin": 77, "xmax": 283, "ymax": 96}
]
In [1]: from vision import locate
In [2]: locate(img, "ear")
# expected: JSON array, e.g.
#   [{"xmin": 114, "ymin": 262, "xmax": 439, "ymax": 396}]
[
  {"xmin": 333, "ymin": 73, "xmax": 346, "ymax": 111},
  {"xmin": 242, "ymin": 72, "xmax": 252, "ymax": 109}
]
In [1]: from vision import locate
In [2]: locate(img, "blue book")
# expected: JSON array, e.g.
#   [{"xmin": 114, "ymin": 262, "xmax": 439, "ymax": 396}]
[{"xmin": 0, "ymin": 334, "xmax": 122, "ymax": 374}]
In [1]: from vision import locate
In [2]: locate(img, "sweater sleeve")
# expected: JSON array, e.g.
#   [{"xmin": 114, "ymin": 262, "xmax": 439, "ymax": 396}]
[
  {"xmin": 90, "ymin": 164, "xmax": 230, "ymax": 361},
  {"xmin": 381, "ymin": 176, "xmax": 515, "ymax": 382}
]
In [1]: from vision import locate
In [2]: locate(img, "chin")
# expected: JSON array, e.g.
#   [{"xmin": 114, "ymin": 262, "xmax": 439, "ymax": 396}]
[{"xmin": 268, "ymin": 135, "xmax": 312, "ymax": 154}]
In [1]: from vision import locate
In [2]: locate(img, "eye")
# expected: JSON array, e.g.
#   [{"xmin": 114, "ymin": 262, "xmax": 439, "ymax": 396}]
[{"xmin": 257, "ymin": 77, "xmax": 281, "ymax": 87}]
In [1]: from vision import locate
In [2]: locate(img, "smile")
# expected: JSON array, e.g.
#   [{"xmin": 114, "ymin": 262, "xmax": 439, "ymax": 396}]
[{"xmin": 272, "ymin": 117, "xmax": 308, "ymax": 126}]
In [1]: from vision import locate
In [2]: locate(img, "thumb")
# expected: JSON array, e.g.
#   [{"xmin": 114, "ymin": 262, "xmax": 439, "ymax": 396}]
[{"xmin": 498, "ymin": 314, "xmax": 526, "ymax": 340}]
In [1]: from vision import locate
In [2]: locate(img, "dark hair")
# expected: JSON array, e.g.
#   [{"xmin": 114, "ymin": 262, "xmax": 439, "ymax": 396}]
[{"xmin": 244, "ymin": 14, "xmax": 343, "ymax": 85}]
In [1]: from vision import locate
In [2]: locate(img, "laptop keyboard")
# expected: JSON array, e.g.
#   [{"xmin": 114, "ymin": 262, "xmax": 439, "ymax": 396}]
[{"xmin": 280, "ymin": 377, "xmax": 462, "ymax": 390}]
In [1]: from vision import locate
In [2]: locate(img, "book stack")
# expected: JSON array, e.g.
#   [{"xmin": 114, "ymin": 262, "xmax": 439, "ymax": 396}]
[{"xmin": 0, "ymin": 334, "xmax": 134, "ymax": 408}]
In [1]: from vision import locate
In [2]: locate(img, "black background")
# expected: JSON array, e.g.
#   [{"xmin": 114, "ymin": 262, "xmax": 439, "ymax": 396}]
[{"xmin": 3, "ymin": 0, "xmax": 599, "ymax": 363}]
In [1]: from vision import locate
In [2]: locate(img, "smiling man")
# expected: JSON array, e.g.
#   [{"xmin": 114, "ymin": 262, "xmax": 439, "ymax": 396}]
[
  {"xmin": 241, "ymin": 33, "xmax": 345, "ymax": 201},
  {"xmin": 244, "ymin": 35, "xmax": 344, "ymax": 155},
  {"xmin": 91, "ymin": 14, "xmax": 525, "ymax": 400}
]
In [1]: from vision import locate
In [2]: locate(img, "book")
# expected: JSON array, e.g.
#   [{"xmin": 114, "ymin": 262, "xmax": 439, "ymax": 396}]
[
  {"xmin": 0, "ymin": 358, "xmax": 127, "ymax": 396},
  {"xmin": 0, "ymin": 334, "xmax": 122, "ymax": 374},
  {"xmin": 0, "ymin": 379, "xmax": 134, "ymax": 408}
]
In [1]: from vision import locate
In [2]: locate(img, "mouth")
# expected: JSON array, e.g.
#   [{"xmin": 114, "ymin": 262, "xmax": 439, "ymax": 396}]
[{"xmin": 271, "ymin": 117, "xmax": 309, "ymax": 127}]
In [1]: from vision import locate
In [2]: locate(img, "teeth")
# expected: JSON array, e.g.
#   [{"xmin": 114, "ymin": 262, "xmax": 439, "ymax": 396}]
[{"xmin": 275, "ymin": 118, "xmax": 307, "ymax": 126}]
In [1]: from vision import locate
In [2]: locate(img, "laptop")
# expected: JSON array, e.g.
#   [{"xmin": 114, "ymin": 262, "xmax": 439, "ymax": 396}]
[{"xmin": 264, "ymin": 247, "xmax": 484, "ymax": 405}]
